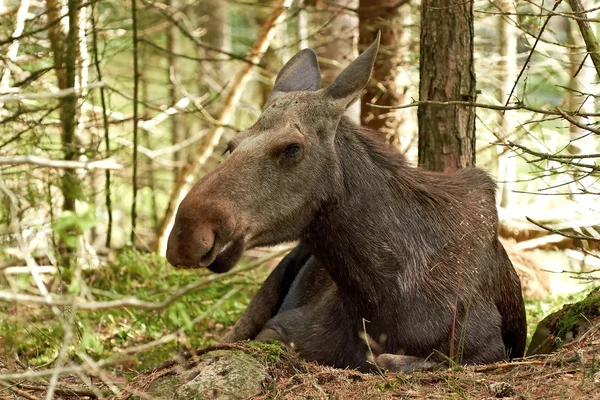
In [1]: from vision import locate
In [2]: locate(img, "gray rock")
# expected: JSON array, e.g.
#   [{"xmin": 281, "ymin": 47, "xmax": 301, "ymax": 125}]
[{"xmin": 145, "ymin": 350, "xmax": 269, "ymax": 400}]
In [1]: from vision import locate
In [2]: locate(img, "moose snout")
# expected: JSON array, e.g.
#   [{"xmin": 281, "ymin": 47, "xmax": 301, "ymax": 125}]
[
  {"xmin": 165, "ymin": 202, "xmax": 237, "ymax": 269},
  {"xmin": 166, "ymin": 224, "xmax": 215, "ymax": 267}
]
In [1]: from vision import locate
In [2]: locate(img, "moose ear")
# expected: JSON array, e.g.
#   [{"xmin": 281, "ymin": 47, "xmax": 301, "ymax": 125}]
[
  {"xmin": 268, "ymin": 48, "xmax": 321, "ymax": 102},
  {"xmin": 324, "ymin": 31, "xmax": 380, "ymax": 109}
]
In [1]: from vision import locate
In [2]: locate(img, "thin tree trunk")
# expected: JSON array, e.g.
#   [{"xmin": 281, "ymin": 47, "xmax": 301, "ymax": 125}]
[
  {"xmin": 418, "ymin": 0, "xmax": 476, "ymax": 172},
  {"xmin": 90, "ymin": 2, "xmax": 112, "ymax": 248},
  {"xmin": 358, "ymin": 0, "xmax": 409, "ymax": 145},
  {"xmin": 47, "ymin": 0, "xmax": 81, "ymax": 258},
  {"xmin": 565, "ymin": 9, "xmax": 596, "ymax": 211},
  {"xmin": 196, "ymin": 0, "xmax": 231, "ymax": 97},
  {"xmin": 131, "ymin": 0, "xmax": 140, "ymax": 245},
  {"xmin": 141, "ymin": 45, "xmax": 158, "ymax": 227},
  {"xmin": 154, "ymin": 0, "xmax": 293, "ymax": 254},
  {"xmin": 167, "ymin": 0, "xmax": 186, "ymax": 171},
  {"xmin": 566, "ymin": 0, "xmax": 600, "ymax": 79},
  {"xmin": 497, "ymin": 0, "xmax": 518, "ymax": 208},
  {"xmin": 0, "ymin": 0, "xmax": 30, "ymax": 108}
]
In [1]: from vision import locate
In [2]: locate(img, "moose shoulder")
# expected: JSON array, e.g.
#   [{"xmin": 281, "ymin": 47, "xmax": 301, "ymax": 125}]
[{"xmin": 166, "ymin": 33, "xmax": 527, "ymax": 372}]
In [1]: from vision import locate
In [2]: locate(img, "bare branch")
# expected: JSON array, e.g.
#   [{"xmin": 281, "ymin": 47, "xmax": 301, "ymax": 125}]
[
  {"xmin": 0, "ymin": 155, "xmax": 123, "ymax": 170},
  {"xmin": 0, "ymin": 246, "xmax": 292, "ymax": 311},
  {"xmin": 0, "ymin": 82, "xmax": 104, "ymax": 103}
]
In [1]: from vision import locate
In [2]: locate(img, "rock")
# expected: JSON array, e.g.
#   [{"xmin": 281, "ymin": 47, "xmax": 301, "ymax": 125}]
[
  {"xmin": 489, "ymin": 381, "xmax": 515, "ymax": 397},
  {"xmin": 528, "ymin": 287, "xmax": 600, "ymax": 355},
  {"xmin": 144, "ymin": 350, "xmax": 269, "ymax": 400}
]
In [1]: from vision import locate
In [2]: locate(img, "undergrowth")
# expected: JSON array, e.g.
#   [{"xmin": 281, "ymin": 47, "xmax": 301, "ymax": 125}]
[
  {"xmin": 0, "ymin": 249, "xmax": 268, "ymax": 373},
  {"xmin": 0, "ymin": 248, "xmax": 594, "ymax": 375}
]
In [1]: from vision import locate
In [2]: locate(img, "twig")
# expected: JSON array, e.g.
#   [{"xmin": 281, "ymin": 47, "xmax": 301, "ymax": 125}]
[
  {"xmin": 10, "ymin": 382, "xmax": 109, "ymax": 398},
  {"xmin": 0, "ymin": 381, "xmax": 38, "ymax": 400},
  {"xmin": 473, "ymin": 360, "xmax": 545, "ymax": 372},
  {"xmin": 557, "ymin": 107, "xmax": 600, "ymax": 135},
  {"xmin": 526, "ymin": 217, "xmax": 600, "ymax": 242},
  {"xmin": 503, "ymin": 0, "xmax": 562, "ymax": 111}
]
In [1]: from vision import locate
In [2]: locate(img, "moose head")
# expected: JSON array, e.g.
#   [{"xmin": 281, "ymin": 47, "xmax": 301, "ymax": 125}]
[{"xmin": 166, "ymin": 34, "xmax": 380, "ymax": 272}]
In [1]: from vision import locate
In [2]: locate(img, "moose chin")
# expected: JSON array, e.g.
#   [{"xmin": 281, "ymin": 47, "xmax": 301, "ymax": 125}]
[{"xmin": 166, "ymin": 32, "xmax": 527, "ymax": 373}]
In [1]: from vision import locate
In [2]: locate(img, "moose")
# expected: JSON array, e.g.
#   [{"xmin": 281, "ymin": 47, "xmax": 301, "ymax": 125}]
[{"xmin": 166, "ymin": 34, "xmax": 527, "ymax": 372}]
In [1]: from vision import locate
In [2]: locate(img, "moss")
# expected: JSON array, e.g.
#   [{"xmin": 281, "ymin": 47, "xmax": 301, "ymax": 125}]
[
  {"xmin": 246, "ymin": 340, "xmax": 289, "ymax": 364},
  {"xmin": 556, "ymin": 288, "xmax": 600, "ymax": 337},
  {"xmin": 528, "ymin": 287, "xmax": 600, "ymax": 355}
]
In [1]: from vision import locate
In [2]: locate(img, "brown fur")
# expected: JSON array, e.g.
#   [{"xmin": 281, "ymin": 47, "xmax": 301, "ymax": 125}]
[{"xmin": 166, "ymin": 36, "xmax": 527, "ymax": 372}]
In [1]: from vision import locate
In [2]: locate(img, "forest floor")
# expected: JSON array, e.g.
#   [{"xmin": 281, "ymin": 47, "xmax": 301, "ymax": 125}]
[
  {"xmin": 1, "ymin": 250, "xmax": 598, "ymax": 399},
  {"xmin": 1, "ymin": 318, "xmax": 599, "ymax": 399}
]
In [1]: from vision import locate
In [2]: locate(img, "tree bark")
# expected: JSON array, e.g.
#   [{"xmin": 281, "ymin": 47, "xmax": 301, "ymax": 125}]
[
  {"xmin": 417, "ymin": 0, "xmax": 476, "ymax": 172},
  {"xmin": 358, "ymin": 0, "xmax": 409, "ymax": 143}
]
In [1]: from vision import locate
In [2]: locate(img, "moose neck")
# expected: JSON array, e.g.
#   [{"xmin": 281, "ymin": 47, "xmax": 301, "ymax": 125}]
[{"xmin": 303, "ymin": 118, "xmax": 451, "ymax": 312}]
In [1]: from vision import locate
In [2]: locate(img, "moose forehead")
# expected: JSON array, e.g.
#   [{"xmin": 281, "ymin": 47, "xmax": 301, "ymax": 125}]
[{"xmin": 231, "ymin": 91, "xmax": 327, "ymax": 149}]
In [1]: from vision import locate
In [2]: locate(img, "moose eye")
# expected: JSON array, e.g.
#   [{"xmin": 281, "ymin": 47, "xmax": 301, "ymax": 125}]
[{"xmin": 284, "ymin": 143, "xmax": 302, "ymax": 158}]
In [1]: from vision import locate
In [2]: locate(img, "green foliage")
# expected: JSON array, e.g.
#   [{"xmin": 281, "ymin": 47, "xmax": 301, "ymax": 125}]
[
  {"xmin": 53, "ymin": 207, "xmax": 98, "ymax": 248},
  {"xmin": 0, "ymin": 249, "xmax": 266, "ymax": 371}
]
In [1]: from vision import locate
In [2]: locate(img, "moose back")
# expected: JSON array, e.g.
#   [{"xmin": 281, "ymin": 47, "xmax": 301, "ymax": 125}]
[{"xmin": 166, "ymin": 34, "xmax": 527, "ymax": 372}]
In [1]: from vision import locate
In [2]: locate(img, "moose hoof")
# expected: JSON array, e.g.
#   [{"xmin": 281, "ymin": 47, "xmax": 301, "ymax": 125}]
[{"xmin": 375, "ymin": 354, "xmax": 437, "ymax": 373}]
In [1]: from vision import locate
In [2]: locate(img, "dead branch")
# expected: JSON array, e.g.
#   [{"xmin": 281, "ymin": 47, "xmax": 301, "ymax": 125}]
[
  {"xmin": 526, "ymin": 217, "xmax": 600, "ymax": 242},
  {"xmin": 367, "ymin": 99, "xmax": 600, "ymax": 117},
  {"xmin": 0, "ymin": 155, "xmax": 122, "ymax": 170},
  {"xmin": 0, "ymin": 82, "xmax": 104, "ymax": 103},
  {"xmin": 557, "ymin": 107, "xmax": 600, "ymax": 135},
  {"xmin": 0, "ymin": 246, "xmax": 292, "ymax": 311}
]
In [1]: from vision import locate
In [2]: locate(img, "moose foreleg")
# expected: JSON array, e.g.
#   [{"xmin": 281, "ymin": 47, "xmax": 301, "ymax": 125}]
[{"xmin": 219, "ymin": 243, "xmax": 311, "ymax": 343}]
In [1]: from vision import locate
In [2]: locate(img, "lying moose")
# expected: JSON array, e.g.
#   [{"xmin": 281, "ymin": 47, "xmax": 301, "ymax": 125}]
[{"xmin": 166, "ymin": 34, "xmax": 527, "ymax": 372}]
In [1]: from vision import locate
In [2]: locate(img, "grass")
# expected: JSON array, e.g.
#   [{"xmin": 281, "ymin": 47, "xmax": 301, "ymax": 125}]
[
  {"xmin": 0, "ymin": 248, "xmax": 268, "ymax": 373},
  {"xmin": 0, "ymin": 248, "xmax": 594, "ymax": 376}
]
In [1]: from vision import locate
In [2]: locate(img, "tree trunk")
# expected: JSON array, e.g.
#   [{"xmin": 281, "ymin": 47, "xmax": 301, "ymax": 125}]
[
  {"xmin": 48, "ymin": 0, "xmax": 80, "ymax": 212},
  {"xmin": 358, "ymin": 0, "xmax": 409, "ymax": 144},
  {"xmin": 47, "ymin": 0, "xmax": 81, "ymax": 260},
  {"xmin": 417, "ymin": 0, "xmax": 476, "ymax": 172}
]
